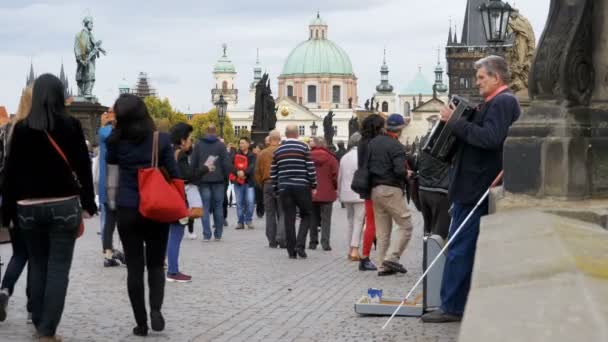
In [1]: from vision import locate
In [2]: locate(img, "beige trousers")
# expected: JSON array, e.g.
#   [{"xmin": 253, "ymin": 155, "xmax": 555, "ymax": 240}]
[{"xmin": 371, "ymin": 185, "xmax": 413, "ymax": 268}]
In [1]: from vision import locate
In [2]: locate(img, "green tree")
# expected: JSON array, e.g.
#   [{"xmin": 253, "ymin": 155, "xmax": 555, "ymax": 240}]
[
  {"xmin": 190, "ymin": 108, "xmax": 235, "ymax": 143},
  {"xmin": 144, "ymin": 96, "xmax": 188, "ymax": 127},
  {"xmin": 238, "ymin": 128, "xmax": 251, "ymax": 140}
]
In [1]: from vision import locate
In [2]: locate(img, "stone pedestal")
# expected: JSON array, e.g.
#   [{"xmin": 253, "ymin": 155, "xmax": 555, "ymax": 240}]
[
  {"xmin": 502, "ymin": 0, "xmax": 608, "ymax": 199},
  {"xmin": 66, "ymin": 101, "xmax": 108, "ymax": 146},
  {"xmin": 251, "ymin": 128, "xmax": 268, "ymax": 147}
]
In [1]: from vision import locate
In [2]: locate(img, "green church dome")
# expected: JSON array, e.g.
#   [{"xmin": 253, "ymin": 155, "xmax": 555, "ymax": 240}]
[
  {"xmin": 214, "ymin": 44, "xmax": 236, "ymax": 73},
  {"xmin": 281, "ymin": 14, "xmax": 354, "ymax": 77},
  {"xmin": 402, "ymin": 68, "xmax": 433, "ymax": 95}
]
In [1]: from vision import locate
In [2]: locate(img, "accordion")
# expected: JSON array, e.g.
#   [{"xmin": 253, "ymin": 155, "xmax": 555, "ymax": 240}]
[{"xmin": 422, "ymin": 95, "xmax": 475, "ymax": 162}]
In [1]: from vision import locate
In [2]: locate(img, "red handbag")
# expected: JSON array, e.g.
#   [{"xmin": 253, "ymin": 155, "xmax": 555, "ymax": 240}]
[
  {"xmin": 228, "ymin": 153, "xmax": 248, "ymax": 185},
  {"xmin": 138, "ymin": 132, "xmax": 189, "ymax": 223}
]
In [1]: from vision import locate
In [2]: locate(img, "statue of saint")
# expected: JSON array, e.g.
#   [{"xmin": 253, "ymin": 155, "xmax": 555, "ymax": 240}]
[
  {"xmin": 507, "ymin": 10, "xmax": 536, "ymax": 96},
  {"xmin": 74, "ymin": 16, "xmax": 106, "ymax": 99},
  {"xmin": 323, "ymin": 111, "xmax": 335, "ymax": 147},
  {"xmin": 375, "ymin": 102, "xmax": 379, "ymax": 112},
  {"xmin": 348, "ymin": 116, "xmax": 359, "ymax": 138},
  {"xmin": 370, "ymin": 97, "xmax": 375, "ymax": 112},
  {"xmin": 253, "ymin": 73, "xmax": 269, "ymax": 129},
  {"xmin": 348, "ymin": 97, "xmax": 353, "ymax": 109},
  {"xmin": 364, "ymin": 99, "xmax": 370, "ymax": 110},
  {"xmin": 264, "ymin": 79, "xmax": 277, "ymax": 131}
]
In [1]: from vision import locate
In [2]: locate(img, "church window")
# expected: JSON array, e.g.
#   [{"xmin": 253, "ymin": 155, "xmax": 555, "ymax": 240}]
[
  {"xmin": 332, "ymin": 85, "xmax": 340, "ymax": 103},
  {"xmin": 287, "ymin": 85, "xmax": 294, "ymax": 97},
  {"xmin": 382, "ymin": 101, "xmax": 389, "ymax": 112},
  {"xmin": 307, "ymin": 85, "xmax": 317, "ymax": 103},
  {"xmin": 222, "ymin": 81, "xmax": 228, "ymax": 90},
  {"xmin": 404, "ymin": 102, "xmax": 411, "ymax": 117},
  {"xmin": 298, "ymin": 125, "xmax": 306, "ymax": 136}
]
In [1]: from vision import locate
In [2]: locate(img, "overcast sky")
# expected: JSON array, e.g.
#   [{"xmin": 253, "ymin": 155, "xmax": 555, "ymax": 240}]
[{"xmin": 0, "ymin": 0, "xmax": 550, "ymax": 113}]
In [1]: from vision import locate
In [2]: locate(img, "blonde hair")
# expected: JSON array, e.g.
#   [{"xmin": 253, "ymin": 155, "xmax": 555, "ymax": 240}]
[{"xmin": 15, "ymin": 86, "xmax": 33, "ymax": 122}]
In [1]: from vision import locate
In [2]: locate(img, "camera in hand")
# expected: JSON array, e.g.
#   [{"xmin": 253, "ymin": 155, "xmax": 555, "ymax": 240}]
[{"xmin": 422, "ymin": 95, "xmax": 475, "ymax": 162}]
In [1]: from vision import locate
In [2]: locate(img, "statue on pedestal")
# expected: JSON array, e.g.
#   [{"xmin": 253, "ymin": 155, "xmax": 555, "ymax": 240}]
[
  {"xmin": 74, "ymin": 16, "xmax": 106, "ymax": 101},
  {"xmin": 348, "ymin": 116, "xmax": 359, "ymax": 138},
  {"xmin": 251, "ymin": 73, "xmax": 277, "ymax": 145},
  {"xmin": 507, "ymin": 10, "xmax": 536, "ymax": 96},
  {"xmin": 364, "ymin": 99, "xmax": 370, "ymax": 110},
  {"xmin": 323, "ymin": 110, "xmax": 335, "ymax": 148}
]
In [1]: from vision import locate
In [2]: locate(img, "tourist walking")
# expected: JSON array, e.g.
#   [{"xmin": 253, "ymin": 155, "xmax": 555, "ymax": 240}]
[
  {"xmin": 191, "ymin": 125, "xmax": 231, "ymax": 241},
  {"xmin": 255, "ymin": 130, "xmax": 285, "ymax": 248},
  {"xmin": 97, "ymin": 109, "xmax": 125, "ymax": 267},
  {"xmin": 106, "ymin": 94, "xmax": 178, "ymax": 336},
  {"xmin": 357, "ymin": 115, "xmax": 385, "ymax": 272},
  {"xmin": 252, "ymin": 143, "xmax": 265, "ymax": 218},
  {"xmin": 167, "ymin": 122, "xmax": 211, "ymax": 283},
  {"xmin": 338, "ymin": 132, "xmax": 365, "ymax": 261},
  {"xmin": 231, "ymin": 137, "xmax": 256, "ymax": 230},
  {"xmin": 271, "ymin": 125, "xmax": 317, "ymax": 259},
  {"xmin": 368, "ymin": 114, "xmax": 413, "ymax": 276},
  {"xmin": 308, "ymin": 137, "xmax": 338, "ymax": 251},
  {"xmin": 0, "ymin": 85, "xmax": 34, "ymax": 323},
  {"xmin": 2, "ymin": 74, "xmax": 97, "ymax": 341}
]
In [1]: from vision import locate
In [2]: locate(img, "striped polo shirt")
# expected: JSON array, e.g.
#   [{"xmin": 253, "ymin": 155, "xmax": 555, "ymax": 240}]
[{"xmin": 270, "ymin": 138, "xmax": 317, "ymax": 191}]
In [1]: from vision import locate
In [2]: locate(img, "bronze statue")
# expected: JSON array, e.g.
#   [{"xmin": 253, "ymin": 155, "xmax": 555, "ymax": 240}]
[
  {"xmin": 370, "ymin": 97, "xmax": 375, "ymax": 112},
  {"xmin": 375, "ymin": 102, "xmax": 379, "ymax": 112},
  {"xmin": 507, "ymin": 9, "xmax": 536, "ymax": 96},
  {"xmin": 364, "ymin": 99, "xmax": 370, "ymax": 110},
  {"xmin": 323, "ymin": 111, "xmax": 335, "ymax": 148},
  {"xmin": 253, "ymin": 73, "xmax": 274, "ymax": 131},
  {"xmin": 264, "ymin": 78, "xmax": 277, "ymax": 130},
  {"xmin": 74, "ymin": 16, "xmax": 106, "ymax": 100}
]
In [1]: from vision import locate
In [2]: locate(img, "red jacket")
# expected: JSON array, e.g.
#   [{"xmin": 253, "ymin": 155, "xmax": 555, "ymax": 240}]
[{"xmin": 310, "ymin": 147, "xmax": 338, "ymax": 203}]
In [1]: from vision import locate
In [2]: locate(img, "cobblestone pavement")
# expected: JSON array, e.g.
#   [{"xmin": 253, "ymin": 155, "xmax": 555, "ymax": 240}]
[{"xmin": 0, "ymin": 203, "xmax": 459, "ymax": 342}]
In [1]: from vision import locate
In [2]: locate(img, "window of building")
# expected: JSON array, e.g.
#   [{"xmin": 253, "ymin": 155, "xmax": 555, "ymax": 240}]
[
  {"xmin": 234, "ymin": 126, "xmax": 240, "ymax": 136},
  {"xmin": 404, "ymin": 102, "xmax": 411, "ymax": 117},
  {"xmin": 298, "ymin": 125, "xmax": 306, "ymax": 136},
  {"xmin": 332, "ymin": 85, "xmax": 340, "ymax": 103},
  {"xmin": 459, "ymin": 78, "xmax": 468, "ymax": 88},
  {"xmin": 382, "ymin": 101, "xmax": 389, "ymax": 112},
  {"xmin": 287, "ymin": 85, "xmax": 294, "ymax": 97},
  {"xmin": 333, "ymin": 125, "xmax": 338, "ymax": 137},
  {"xmin": 307, "ymin": 85, "xmax": 317, "ymax": 103},
  {"xmin": 222, "ymin": 81, "xmax": 228, "ymax": 90}
]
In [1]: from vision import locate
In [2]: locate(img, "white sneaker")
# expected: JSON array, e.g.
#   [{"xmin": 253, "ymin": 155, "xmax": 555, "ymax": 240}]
[{"xmin": 187, "ymin": 232, "xmax": 197, "ymax": 240}]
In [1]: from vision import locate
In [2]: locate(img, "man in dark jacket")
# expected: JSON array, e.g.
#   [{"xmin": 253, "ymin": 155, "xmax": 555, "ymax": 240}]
[
  {"xmin": 191, "ymin": 125, "xmax": 232, "ymax": 241},
  {"xmin": 308, "ymin": 137, "xmax": 338, "ymax": 251},
  {"xmin": 417, "ymin": 137, "xmax": 450, "ymax": 240},
  {"xmin": 335, "ymin": 140, "xmax": 347, "ymax": 161},
  {"xmin": 368, "ymin": 114, "xmax": 413, "ymax": 276},
  {"xmin": 422, "ymin": 55, "xmax": 520, "ymax": 323},
  {"xmin": 232, "ymin": 137, "xmax": 256, "ymax": 230}
]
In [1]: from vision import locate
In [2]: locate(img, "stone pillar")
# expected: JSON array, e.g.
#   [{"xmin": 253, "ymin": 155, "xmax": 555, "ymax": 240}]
[{"xmin": 503, "ymin": 0, "xmax": 608, "ymax": 199}]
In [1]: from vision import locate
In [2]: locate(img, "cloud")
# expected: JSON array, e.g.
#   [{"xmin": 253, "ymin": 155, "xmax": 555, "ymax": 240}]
[{"xmin": 0, "ymin": 0, "xmax": 550, "ymax": 113}]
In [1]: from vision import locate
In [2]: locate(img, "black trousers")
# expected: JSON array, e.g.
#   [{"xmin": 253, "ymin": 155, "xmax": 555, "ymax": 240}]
[
  {"xmin": 1, "ymin": 226, "xmax": 32, "ymax": 312},
  {"xmin": 279, "ymin": 187, "xmax": 313, "ymax": 253},
  {"xmin": 309, "ymin": 202, "xmax": 333, "ymax": 248},
  {"xmin": 117, "ymin": 207, "xmax": 169, "ymax": 327},
  {"xmin": 222, "ymin": 181, "xmax": 229, "ymax": 219},
  {"xmin": 255, "ymin": 185, "xmax": 264, "ymax": 218},
  {"xmin": 419, "ymin": 190, "xmax": 450, "ymax": 240},
  {"xmin": 102, "ymin": 205, "xmax": 118, "ymax": 251}
]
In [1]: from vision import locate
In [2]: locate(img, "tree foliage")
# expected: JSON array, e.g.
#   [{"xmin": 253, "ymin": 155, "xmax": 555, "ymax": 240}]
[{"xmin": 144, "ymin": 96, "xmax": 188, "ymax": 131}]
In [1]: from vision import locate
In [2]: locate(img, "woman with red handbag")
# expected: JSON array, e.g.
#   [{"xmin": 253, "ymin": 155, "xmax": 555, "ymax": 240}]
[
  {"xmin": 106, "ymin": 94, "xmax": 180, "ymax": 337},
  {"xmin": 1, "ymin": 74, "xmax": 97, "ymax": 342}
]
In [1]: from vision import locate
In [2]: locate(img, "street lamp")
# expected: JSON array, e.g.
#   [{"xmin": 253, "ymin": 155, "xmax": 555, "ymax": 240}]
[
  {"xmin": 215, "ymin": 94, "xmax": 227, "ymax": 138},
  {"xmin": 310, "ymin": 121, "xmax": 318, "ymax": 136},
  {"xmin": 479, "ymin": 0, "xmax": 513, "ymax": 44}
]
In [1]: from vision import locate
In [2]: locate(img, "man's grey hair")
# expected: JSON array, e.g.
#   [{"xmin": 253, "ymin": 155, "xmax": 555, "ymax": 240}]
[
  {"xmin": 268, "ymin": 129, "xmax": 281, "ymax": 142},
  {"xmin": 311, "ymin": 136, "xmax": 327, "ymax": 148},
  {"xmin": 348, "ymin": 132, "xmax": 361, "ymax": 149},
  {"xmin": 285, "ymin": 125, "xmax": 299, "ymax": 137},
  {"xmin": 474, "ymin": 55, "xmax": 511, "ymax": 85}
]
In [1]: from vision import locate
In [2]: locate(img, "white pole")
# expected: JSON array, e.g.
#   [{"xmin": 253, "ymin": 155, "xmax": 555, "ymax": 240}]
[{"xmin": 381, "ymin": 171, "xmax": 503, "ymax": 330}]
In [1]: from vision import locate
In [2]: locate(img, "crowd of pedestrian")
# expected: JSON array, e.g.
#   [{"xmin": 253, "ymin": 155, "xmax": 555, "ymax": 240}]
[{"xmin": 0, "ymin": 55, "xmax": 519, "ymax": 340}]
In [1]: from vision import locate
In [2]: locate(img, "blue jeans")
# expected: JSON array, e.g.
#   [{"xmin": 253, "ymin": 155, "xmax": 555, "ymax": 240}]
[
  {"xmin": 200, "ymin": 183, "xmax": 225, "ymax": 239},
  {"xmin": 167, "ymin": 223, "xmax": 185, "ymax": 275},
  {"xmin": 234, "ymin": 184, "xmax": 255, "ymax": 224},
  {"xmin": 440, "ymin": 200, "xmax": 488, "ymax": 316},
  {"xmin": 17, "ymin": 197, "xmax": 81, "ymax": 337}
]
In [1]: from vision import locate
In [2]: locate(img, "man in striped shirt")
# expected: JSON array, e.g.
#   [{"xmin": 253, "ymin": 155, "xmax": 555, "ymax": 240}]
[{"xmin": 270, "ymin": 125, "xmax": 317, "ymax": 259}]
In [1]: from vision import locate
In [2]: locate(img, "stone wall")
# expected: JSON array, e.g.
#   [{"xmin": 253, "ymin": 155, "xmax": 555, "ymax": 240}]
[{"xmin": 459, "ymin": 209, "xmax": 608, "ymax": 341}]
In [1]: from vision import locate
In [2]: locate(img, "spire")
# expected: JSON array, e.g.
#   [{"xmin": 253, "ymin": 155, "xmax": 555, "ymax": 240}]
[
  {"xmin": 59, "ymin": 60, "xmax": 70, "ymax": 99},
  {"xmin": 376, "ymin": 48, "xmax": 394, "ymax": 93},
  {"xmin": 222, "ymin": 43, "xmax": 227, "ymax": 57},
  {"xmin": 256, "ymin": 48, "xmax": 260, "ymax": 65},
  {"xmin": 26, "ymin": 61, "xmax": 35, "ymax": 87},
  {"xmin": 453, "ymin": 25, "xmax": 458, "ymax": 44},
  {"xmin": 447, "ymin": 25, "xmax": 453, "ymax": 45},
  {"xmin": 251, "ymin": 48, "xmax": 262, "ymax": 88},
  {"xmin": 434, "ymin": 46, "xmax": 448, "ymax": 94}
]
